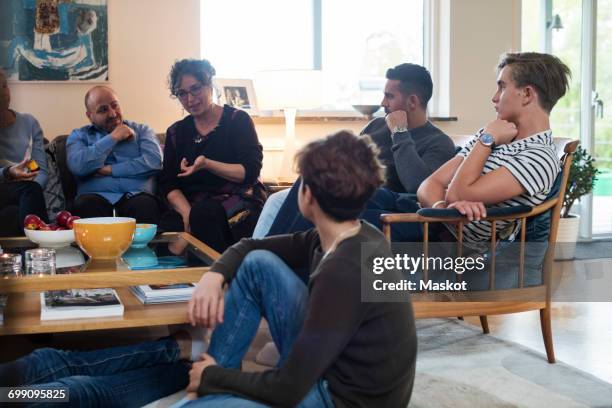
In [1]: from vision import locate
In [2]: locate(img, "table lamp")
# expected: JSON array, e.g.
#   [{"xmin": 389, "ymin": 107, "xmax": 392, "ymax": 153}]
[{"xmin": 255, "ymin": 70, "xmax": 322, "ymax": 183}]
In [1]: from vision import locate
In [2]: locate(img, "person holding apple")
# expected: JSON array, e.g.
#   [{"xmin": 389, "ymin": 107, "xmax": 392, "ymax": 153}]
[{"xmin": 0, "ymin": 68, "xmax": 49, "ymax": 236}]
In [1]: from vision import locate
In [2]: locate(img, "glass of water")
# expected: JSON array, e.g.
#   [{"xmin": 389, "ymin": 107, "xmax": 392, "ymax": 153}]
[
  {"xmin": 24, "ymin": 248, "xmax": 56, "ymax": 276},
  {"xmin": 0, "ymin": 253, "xmax": 22, "ymax": 278}
]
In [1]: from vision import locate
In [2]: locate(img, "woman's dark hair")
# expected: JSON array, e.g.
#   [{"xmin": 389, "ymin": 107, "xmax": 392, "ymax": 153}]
[
  {"xmin": 296, "ymin": 130, "xmax": 385, "ymax": 221},
  {"xmin": 168, "ymin": 59, "xmax": 216, "ymax": 95}
]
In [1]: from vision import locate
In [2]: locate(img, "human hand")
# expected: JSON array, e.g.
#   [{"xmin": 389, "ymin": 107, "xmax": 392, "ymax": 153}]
[
  {"xmin": 110, "ymin": 124, "xmax": 135, "ymax": 142},
  {"xmin": 178, "ymin": 156, "xmax": 207, "ymax": 178},
  {"xmin": 385, "ymin": 110, "xmax": 408, "ymax": 133},
  {"xmin": 447, "ymin": 200, "xmax": 487, "ymax": 221},
  {"xmin": 8, "ymin": 158, "xmax": 38, "ymax": 181},
  {"xmin": 483, "ymin": 119, "xmax": 518, "ymax": 145},
  {"xmin": 97, "ymin": 165, "xmax": 112, "ymax": 176},
  {"xmin": 186, "ymin": 353, "xmax": 218, "ymax": 393},
  {"xmin": 188, "ymin": 272, "xmax": 225, "ymax": 328}
]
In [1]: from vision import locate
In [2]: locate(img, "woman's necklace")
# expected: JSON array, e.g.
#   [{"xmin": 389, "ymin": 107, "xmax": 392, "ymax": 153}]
[
  {"xmin": 194, "ymin": 105, "xmax": 219, "ymax": 143},
  {"xmin": 322, "ymin": 223, "xmax": 361, "ymax": 261}
]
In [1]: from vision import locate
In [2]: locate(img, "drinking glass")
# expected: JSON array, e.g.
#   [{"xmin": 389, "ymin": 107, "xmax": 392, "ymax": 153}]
[
  {"xmin": 0, "ymin": 253, "xmax": 22, "ymax": 278},
  {"xmin": 24, "ymin": 248, "xmax": 56, "ymax": 276}
]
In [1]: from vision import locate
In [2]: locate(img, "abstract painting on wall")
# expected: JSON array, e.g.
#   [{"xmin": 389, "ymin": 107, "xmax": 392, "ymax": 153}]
[{"xmin": 0, "ymin": 0, "xmax": 108, "ymax": 81}]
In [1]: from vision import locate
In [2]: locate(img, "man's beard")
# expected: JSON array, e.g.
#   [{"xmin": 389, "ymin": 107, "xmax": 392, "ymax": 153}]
[{"xmin": 102, "ymin": 116, "xmax": 122, "ymax": 132}]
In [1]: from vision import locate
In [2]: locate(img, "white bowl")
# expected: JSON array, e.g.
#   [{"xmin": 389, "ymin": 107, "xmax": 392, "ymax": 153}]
[
  {"xmin": 24, "ymin": 228, "xmax": 75, "ymax": 248},
  {"xmin": 55, "ymin": 246, "xmax": 86, "ymax": 268}
]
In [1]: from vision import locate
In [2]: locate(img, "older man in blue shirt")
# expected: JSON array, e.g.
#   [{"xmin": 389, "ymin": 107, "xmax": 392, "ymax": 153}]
[{"xmin": 67, "ymin": 86, "xmax": 163, "ymax": 223}]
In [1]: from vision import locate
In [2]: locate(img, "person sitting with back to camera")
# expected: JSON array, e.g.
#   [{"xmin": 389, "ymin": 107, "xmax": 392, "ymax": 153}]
[{"xmin": 177, "ymin": 130, "xmax": 417, "ymax": 407}]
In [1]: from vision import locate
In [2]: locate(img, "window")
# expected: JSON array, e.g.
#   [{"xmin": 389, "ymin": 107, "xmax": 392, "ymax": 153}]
[{"xmin": 201, "ymin": 0, "xmax": 424, "ymax": 111}]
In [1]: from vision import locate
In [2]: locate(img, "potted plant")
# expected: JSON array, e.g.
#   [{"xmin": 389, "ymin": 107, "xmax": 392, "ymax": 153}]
[{"xmin": 555, "ymin": 145, "xmax": 600, "ymax": 260}]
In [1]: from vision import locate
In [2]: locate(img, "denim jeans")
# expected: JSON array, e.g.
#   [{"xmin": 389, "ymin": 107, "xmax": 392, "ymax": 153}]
[
  {"xmin": 266, "ymin": 181, "xmax": 314, "ymax": 237},
  {"xmin": 0, "ymin": 180, "xmax": 49, "ymax": 231},
  {"xmin": 176, "ymin": 250, "xmax": 335, "ymax": 408},
  {"xmin": 265, "ymin": 182, "xmax": 422, "ymax": 242},
  {"xmin": 361, "ymin": 187, "xmax": 423, "ymax": 242},
  {"xmin": 252, "ymin": 188, "xmax": 290, "ymax": 238},
  {"xmin": 4, "ymin": 337, "xmax": 189, "ymax": 408}
]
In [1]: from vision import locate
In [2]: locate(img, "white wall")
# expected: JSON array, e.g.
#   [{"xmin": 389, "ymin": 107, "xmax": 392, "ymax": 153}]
[
  {"xmin": 9, "ymin": 0, "xmax": 201, "ymax": 138},
  {"xmin": 7, "ymin": 0, "xmax": 521, "ymax": 181},
  {"xmin": 442, "ymin": 0, "xmax": 522, "ymax": 135}
]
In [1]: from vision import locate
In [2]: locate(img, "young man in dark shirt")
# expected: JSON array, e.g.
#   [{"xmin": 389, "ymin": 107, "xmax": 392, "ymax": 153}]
[
  {"xmin": 182, "ymin": 130, "xmax": 417, "ymax": 407},
  {"xmin": 254, "ymin": 63, "xmax": 456, "ymax": 240}
]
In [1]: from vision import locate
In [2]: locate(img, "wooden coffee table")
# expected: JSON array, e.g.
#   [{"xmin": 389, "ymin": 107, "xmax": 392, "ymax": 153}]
[{"xmin": 0, "ymin": 232, "xmax": 219, "ymax": 335}]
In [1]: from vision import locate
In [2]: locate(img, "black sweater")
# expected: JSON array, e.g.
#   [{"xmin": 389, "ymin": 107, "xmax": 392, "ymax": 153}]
[
  {"xmin": 159, "ymin": 105, "xmax": 263, "ymax": 198},
  {"xmin": 361, "ymin": 118, "xmax": 456, "ymax": 193},
  {"xmin": 199, "ymin": 222, "xmax": 417, "ymax": 407}
]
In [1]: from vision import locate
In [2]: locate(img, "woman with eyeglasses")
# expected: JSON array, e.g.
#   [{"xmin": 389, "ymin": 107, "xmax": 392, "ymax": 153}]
[{"xmin": 159, "ymin": 59, "xmax": 266, "ymax": 253}]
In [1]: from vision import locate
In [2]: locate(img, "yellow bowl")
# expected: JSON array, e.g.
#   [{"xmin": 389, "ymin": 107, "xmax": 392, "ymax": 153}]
[{"xmin": 73, "ymin": 217, "xmax": 136, "ymax": 260}]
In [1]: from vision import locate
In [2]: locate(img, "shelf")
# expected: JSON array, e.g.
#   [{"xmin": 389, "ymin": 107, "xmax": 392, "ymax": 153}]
[
  {"xmin": 0, "ymin": 288, "xmax": 191, "ymax": 335},
  {"xmin": 0, "ymin": 267, "xmax": 209, "ymax": 294},
  {"xmin": 253, "ymin": 115, "xmax": 458, "ymax": 125}
]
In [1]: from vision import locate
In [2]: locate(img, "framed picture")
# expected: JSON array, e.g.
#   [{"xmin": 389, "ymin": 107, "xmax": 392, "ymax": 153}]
[
  {"xmin": 0, "ymin": 0, "xmax": 109, "ymax": 82},
  {"xmin": 214, "ymin": 78, "xmax": 258, "ymax": 116}
]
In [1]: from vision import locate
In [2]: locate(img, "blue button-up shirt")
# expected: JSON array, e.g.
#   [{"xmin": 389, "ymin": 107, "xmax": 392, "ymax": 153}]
[{"xmin": 66, "ymin": 120, "xmax": 163, "ymax": 204}]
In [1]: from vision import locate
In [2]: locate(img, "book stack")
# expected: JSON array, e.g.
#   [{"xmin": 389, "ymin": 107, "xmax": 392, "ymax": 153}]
[
  {"xmin": 40, "ymin": 289, "xmax": 124, "ymax": 320},
  {"xmin": 130, "ymin": 283, "xmax": 195, "ymax": 304}
]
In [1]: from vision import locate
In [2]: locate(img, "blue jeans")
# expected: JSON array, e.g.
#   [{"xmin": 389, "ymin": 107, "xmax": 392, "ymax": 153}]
[
  {"xmin": 0, "ymin": 180, "xmax": 49, "ymax": 232},
  {"xmin": 5, "ymin": 338, "xmax": 189, "ymax": 408},
  {"xmin": 252, "ymin": 188, "xmax": 290, "ymax": 238},
  {"xmin": 361, "ymin": 187, "xmax": 423, "ymax": 242},
  {"xmin": 266, "ymin": 182, "xmax": 422, "ymax": 242},
  {"xmin": 176, "ymin": 250, "xmax": 335, "ymax": 408},
  {"xmin": 266, "ymin": 181, "xmax": 314, "ymax": 237}
]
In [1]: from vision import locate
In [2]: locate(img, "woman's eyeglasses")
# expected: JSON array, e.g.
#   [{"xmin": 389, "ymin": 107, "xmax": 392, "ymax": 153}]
[{"xmin": 172, "ymin": 83, "xmax": 206, "ymax": 101}]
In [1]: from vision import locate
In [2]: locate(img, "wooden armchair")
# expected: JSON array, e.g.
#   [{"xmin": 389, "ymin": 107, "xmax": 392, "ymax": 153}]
[{"xmin": 380, "ymin": 139, "xmax": 579, "ymax": 363}]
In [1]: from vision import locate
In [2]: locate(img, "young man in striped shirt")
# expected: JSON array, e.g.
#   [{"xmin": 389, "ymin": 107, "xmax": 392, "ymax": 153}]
[{"xmin": 417, "ymin": 52, "xmax": 571, "ymax": 248}]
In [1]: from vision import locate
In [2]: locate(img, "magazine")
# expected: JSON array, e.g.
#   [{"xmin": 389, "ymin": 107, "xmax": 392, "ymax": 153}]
[
  {"xmin": 130, "ymin": 283, "xmax": 195, "ymax": 304},
  {"xmin": 40, "ymin": 288, "xmax": 124, "ymax": 320}
]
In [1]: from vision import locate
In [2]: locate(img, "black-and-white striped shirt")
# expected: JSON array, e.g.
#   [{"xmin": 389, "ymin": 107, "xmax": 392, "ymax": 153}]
[{"xmin": 451, "ymin": 129, "xmax": 561, "ymax": 247}]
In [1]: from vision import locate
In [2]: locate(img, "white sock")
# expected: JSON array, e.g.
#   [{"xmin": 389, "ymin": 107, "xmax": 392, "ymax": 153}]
[
  {"xmin": 255, "ymin": 341, "xmax": 280, "ymax": 367},
  {"xmin": 183, "ymin": 325, "xmax": 209, "ymax": 362}
]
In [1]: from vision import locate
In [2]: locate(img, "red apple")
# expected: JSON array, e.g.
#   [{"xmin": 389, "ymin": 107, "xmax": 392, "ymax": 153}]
[
  {"xmin": 24, "ymin": 214, "xmax": 43, "ymax": 230},
  {"xmin": 56, "ymin": 210, "xmax": 72, "ymax": 227},
  {"xmin": 66, "ymin": 215, "xmax": 80, "ymax": 229}
]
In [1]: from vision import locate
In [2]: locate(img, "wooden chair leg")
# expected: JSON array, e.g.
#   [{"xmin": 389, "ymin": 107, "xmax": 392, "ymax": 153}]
[
  {"xmin": 540, "ymin": 307, "xmax": 556, "ymax": 363},
  {"xmin": 457, "ymin": 316, "xmax": 464, "ymax": 320},
  {"xmin": 479, "ymin": 316, "xmax": 490, "ymax": 334}
]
